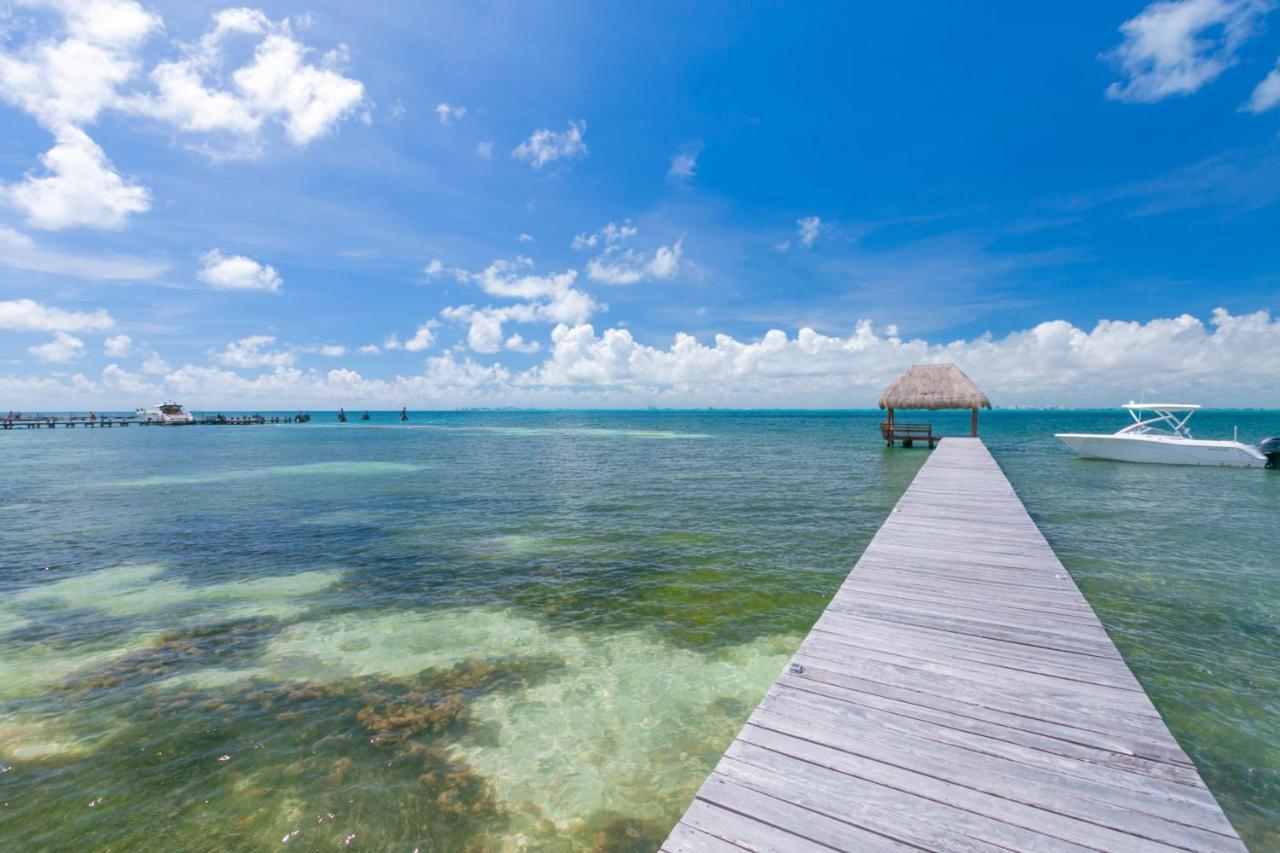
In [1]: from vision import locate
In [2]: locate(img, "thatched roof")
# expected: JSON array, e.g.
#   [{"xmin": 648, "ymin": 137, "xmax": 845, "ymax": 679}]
[{"xmin": 878, "ymin": 363, "xmax": 991, "ymax": 410}]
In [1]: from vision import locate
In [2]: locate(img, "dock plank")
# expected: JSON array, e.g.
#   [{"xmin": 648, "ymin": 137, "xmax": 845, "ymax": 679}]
[{"xmin": 663, "ymin": 438, "xmax": 1243, "ymax": 852}]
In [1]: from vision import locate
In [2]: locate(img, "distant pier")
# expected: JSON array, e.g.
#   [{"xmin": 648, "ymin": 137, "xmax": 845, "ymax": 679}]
[
  {"xmin": 1, "ymin": 413, "xmax": 311, "ymax": 429},
  {"xmin": 664, "ymin": 438, "xmax": 1243, "ymax": 852}
]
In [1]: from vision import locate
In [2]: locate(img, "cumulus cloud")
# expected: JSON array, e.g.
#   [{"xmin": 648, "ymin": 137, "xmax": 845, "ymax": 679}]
[
  {"xmin": 570, "ymin": 220, "xmax": 682, "ymax": 284},
  {"xmin": 101, "ymin": 362, "xmax": 158, "ymax": 395},
  {"xmin": 518, "ymin": 308, "xmax": 1280, "ymax": 407},
  {"xmin": 0, "ymin": 0, "xmax": 160, "ymax": 129},
  {"xmin": 154, "ymin": 352, "xmax": 512, "ymax": 407},
  {"xmin": 403, "ymin": 323, "xmax": 437, "ymax": 352},
  {"xmin": 28, "ymin": 330, "xmax": 85, "ymax": 362},
  {"xmin": 140, "ymin": 352, "xmax": 170, "ymax": 374},
  {"xmin": 6, "ymin": 309, "xmax": 1279, "ymax": 408},
  {"xmin": 1245, "ymin": 58, "xmax": 1280, "ymax": 112},
  {"xmin": 504, "ymin": 333, "xmax": 540, "ymax": 353},
  {"xmin": 585, "ymin": 238, "xmax": 682, "ymax": 285},
  {"xmin": 796, "ymin": 215, "xmax": 822, "ymax": 248},
  {"xmin": 475, "ymin": 140, "xmax": 493, "ymax": 159},
  {"xmin": 1103, "ymin": 0, "xmax": 1272, "ymax": 102},
  {"xmin": 197, "ymin": 249, "xmax": 282, "ymax": 292},
  {"xmin": 4, "ymin": 126, "xmax": 151, "ymax": 230},
  {"xmin": 0, "ymin": 297, "xmax": 114, "ymax": 332},
  {"xmin": 439, "ymin": 256, "xmax": 600, "ymax": 353},
  {"xmin": 104, "ymin": 333, "xmax": 133, "ymax": 357},
  {"xmin": 0, "ymin": 2, "xmax": 366, "ymax": 165},
  {"xmin": 212, "ymin": 334, "xmax": 295, "ymax": 368},
  {"xmin": 318, "ymin": 344, "xmax": 346, "ymax": 357},
  {"xmin": 434, "ymin": 102, "xmax": 465, "ymax": 125},
  {"xmin": 130, "ymin": 9, "xmax": 366, "ymax": 154},
  {"xmin": 512, "ymin": 120, "xmax": 587, "ymax": 169}
]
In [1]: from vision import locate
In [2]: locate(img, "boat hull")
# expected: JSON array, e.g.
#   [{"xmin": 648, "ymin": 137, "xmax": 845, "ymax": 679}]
[{"xmin": 1056, "ymin": 433, "xmax": 1266, "ymax": 468}]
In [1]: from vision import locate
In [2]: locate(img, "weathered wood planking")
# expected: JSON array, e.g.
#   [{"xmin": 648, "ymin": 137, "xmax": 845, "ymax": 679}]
[{"xmin": 663, "ymin": 438, "xmax": 1243, "ymax": 852}]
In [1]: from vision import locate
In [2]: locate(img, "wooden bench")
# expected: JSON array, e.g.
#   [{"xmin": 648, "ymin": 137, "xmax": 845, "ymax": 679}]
[{"xmin": 880, "ymin": 420, "xmax": 936, "ymax": 447}]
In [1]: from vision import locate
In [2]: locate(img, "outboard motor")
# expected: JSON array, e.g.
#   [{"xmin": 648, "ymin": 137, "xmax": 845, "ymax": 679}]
[{"xmin": 1261, "ymin": 437, "xmax": 1280, "ymax": 470}]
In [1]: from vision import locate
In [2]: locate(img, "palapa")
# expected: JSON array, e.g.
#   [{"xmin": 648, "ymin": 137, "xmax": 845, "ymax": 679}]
[{"xmin": 879, "ymin": 363, "xmax": 990, "ymax": 438}]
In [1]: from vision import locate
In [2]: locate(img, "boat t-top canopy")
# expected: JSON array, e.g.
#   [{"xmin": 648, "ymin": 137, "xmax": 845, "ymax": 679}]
[
  {"xmin": 1123, "ymin": 402, "xmax": 1199, "ymax": 411},
  {"xmin": 1118, "ymin": 402, "xmax": 1200, "ymax": 438}
]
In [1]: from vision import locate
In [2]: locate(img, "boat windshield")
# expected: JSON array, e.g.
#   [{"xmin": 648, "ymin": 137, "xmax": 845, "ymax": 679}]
[{"xmin": 1116, "ymin": 405, "xmax": 1196, "ymax": 438}]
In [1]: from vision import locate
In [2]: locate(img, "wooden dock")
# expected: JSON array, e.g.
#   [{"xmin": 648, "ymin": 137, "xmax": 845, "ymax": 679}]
[
  {"xmin": 664, "ymin": 438, "xmax": 1244, "ymax": 852},
  {"xmin": 1, "ymin": 413, "xmax": 309, "ymax": 429}
]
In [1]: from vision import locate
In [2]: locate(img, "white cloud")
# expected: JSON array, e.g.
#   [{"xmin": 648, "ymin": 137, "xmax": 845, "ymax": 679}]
[
  {"xmin": 0, "ymin": 3, "xmax": 364, "ymax": 169},
  {"xmin": 213, "ymin": 334, "xmax": 295, "ymax": 368},
  {"xmin": 104, "ymin": 333, "xmax": 133, "ymax": 356},
  {"xmin": 423, "ymin": 258, "xmax": 445, "ymax": 277},
  {"xmin": 1103, "ymin": 0, "xmax": 1271, "ymax": 103},
  {"xmin": 127, "ymin": 8, "xmax": 365, "ymax": 154},
  {"xmin": 434, "ymin": 102, "xmax": 465, "ymax": 125},
  {"xmin": 572, "ymin": 220, "xmax": 637, "ymax": 250},
  {"xmin": 512, "ymin": 120, "xmax": 588, "ymax": 169},
  {"xmin": 358, "ymin": 344, "xmax": 381, "ymax": 355},
  {"xmin": 151, "ymin": 353, "xmax": 512, "ymax": 407},
  {"xmin": 668, "ymin": 151, "xmax": 698, "ymax": 184},
  {"xmin": 1245, "ymin": 58, "xmax": 1280, "ymax": 112},
  {"xmin": 101, "ymin": 362, "xmax": 158, "ymax": 395},
  {"xmin": 572, "ymin": 221, "xmax": 681, "ymax": 284},
  {"xmin": 140, "ymin": 352, "xmax": 170, "ymax": 374},
  {"xmin": 318, "ymin": 344, "xmax": 346, "ymax": 357},
  {"xmin": 475, "ymin": 141, "xmax": 493, "ymax": 159},
  {"xmin": 585, "ymin": 238, "xmax": 683, "ymax": 285},
  {"xmin": 439, "ymin": 257, "xmax": 600, "ymax": 353},
  {"xmin": 28, "ymin": 330, "xmax": 85, "ymax": 362},
  {"xmin": 504, "ymin": 333, "xmax": 540, "ymax": 353},
  {"xmin": 0, "ymin": 0, "xmax": 159, "ymax": 129},
  {"xmin": 0, "ymin": 297, "xmax": 114, "ymax": 332},
  {"xmin": 0, "ymin": 224, "xmax": 165, "ymax": 279},
  {"xmin": 5, "ymin": 309, "xmax": 1279, "ymax": 409},
  {"xmin": 796, "ymin": 215, "xmax": 822, "ymax": 248},
  {"xmin": 4, "ymin": 126, "xmax": 150, "ymax": 230},
  {"xmin": 197, "ymin": 249, "xmax": 282, "ymax": 292},
  {"xmin": 403, "ymin": 322, "xmax": 437, "ymax": 352},
  {"xmin": 518, "ymin": 233, "xmax": 534, "ymax": 243},
  {"xmin": 519, "ymin": 308, "xmax": 1280, "ymax": 407}
]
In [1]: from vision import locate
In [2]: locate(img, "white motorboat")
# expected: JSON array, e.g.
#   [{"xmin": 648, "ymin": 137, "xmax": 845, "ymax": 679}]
[
  {"xmin": 135, "ymin": 401, "xmax": 196, "ymax": 425},
  {"xmin": 1056, "ymin": 403, "xmax": 1279, "ymax": 468}
]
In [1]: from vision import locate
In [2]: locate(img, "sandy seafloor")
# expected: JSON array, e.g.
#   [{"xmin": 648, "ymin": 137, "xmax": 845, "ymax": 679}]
[{"xmin": 1, "ymin": 409, "xmax": 1276, "ymax": 849}]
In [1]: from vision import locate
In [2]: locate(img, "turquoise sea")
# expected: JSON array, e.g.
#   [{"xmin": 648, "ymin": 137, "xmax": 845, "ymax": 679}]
[{"xmin": 1, "ymin": 410, "xmax": 1277, "ymax": 850}]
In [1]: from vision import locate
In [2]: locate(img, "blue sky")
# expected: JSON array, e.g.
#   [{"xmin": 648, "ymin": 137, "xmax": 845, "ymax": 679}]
[{"xmin": 1, "ymin": 0, "xmax": 1278, "ymax": 407}]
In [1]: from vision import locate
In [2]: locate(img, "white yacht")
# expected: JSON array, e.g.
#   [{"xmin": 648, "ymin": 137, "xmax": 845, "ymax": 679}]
[
  {"xmin": 136, "ymin": 401, "xmax": 196, "ymax": 425},
  {"xmin": 1057, "ymin": 404, "xmax": 1278, "ymax": 468}
]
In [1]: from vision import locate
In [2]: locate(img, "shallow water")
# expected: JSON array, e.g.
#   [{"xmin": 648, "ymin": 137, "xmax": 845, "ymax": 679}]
[{"xmin": 1, "ymin": 410, "xmax": 1276, "ymax": 849}]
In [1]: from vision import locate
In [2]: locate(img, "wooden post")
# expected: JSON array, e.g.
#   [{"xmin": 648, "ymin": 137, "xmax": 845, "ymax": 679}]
[
  {"xmin": 970, "ymin": 407, "xmax": 978, "ymax": 437},
  {"xmin": 886, "ymin": 408, "xmax": 895, "ymax": 445}
]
